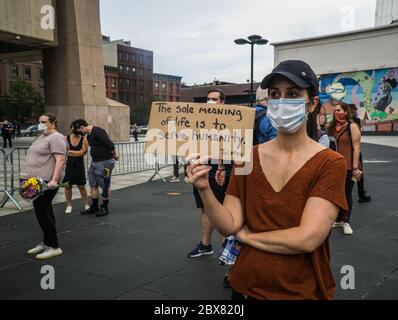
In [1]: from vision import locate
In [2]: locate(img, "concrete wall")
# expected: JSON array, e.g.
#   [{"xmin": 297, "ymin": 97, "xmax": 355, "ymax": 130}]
[
  {"xmin": 273, "ymin": 24, "xmax": 398, "ymax": 75},
  {"xmin": 0, "ymin": 0, "xmax": 56, "ymax": 43},
  {"xmin": 43, "ymin": 0, "xmax": 130, "ymax": 142},
  {"xmin": 103, "ymin": 43, "xmax": 117, "ymax": 68},
  {"xmin": 375, "ymin": 0, "xmax": 398, "ymax": 26}
]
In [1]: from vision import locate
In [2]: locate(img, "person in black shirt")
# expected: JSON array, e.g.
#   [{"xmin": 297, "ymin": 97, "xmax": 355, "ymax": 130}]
[
  {"xmin": 73, "ymin": 119, "xmax": 119, "ymax": 217},
  {"xmin": 1, "ymin": 120, "xmax": 14, "ymax": 148}
]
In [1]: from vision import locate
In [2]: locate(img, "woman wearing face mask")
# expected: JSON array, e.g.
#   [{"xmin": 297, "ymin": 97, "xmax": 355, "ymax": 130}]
[
  {"xmin": 186, "ymin": 60, "xmax": 348, "ymax": 300},
  {"xmin": 327, "ymin": 103, "xmax": 362, "ymax": 235},
  {"xmin": 22, "ymin": 113, "xmax": 67, "ymax": 260},
  {"xmin": 63, "ymin": 120, "xmax": 90, "ymax": 214}
]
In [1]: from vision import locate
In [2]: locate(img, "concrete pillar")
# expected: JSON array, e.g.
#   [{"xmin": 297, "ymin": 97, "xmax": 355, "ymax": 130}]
[{"xmin": 43, "ymin": 0, "xmax": 129, "ymax": 141}]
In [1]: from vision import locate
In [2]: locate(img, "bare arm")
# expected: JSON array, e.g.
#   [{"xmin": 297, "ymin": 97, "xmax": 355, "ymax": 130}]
[
  {"xmin": 68, "ymin": 137, "xmax": 88, "ymax": 157},
  {"xmin": 351, "ymin": 123, "xmax": 361, "ymax": 169},
  {"xmin": 48, "ymin": 153, "xmax": 66, "ymax": 189},
  {"xmin": 236, "ymin": 197, "xmax": 340, "ymax": 254}
]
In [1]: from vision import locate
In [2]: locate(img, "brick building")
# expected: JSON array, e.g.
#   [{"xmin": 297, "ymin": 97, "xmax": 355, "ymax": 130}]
[
  {"xmin": 103, "ymin": 36, "xmax": 153, "ymax": 107},
  {"xmin": 0, "ymin": 61, "xmax": 44, "ymax": 96},
  {"xmin": 153, "ymin": 73, "xmax": 182, "ymax": 102}
]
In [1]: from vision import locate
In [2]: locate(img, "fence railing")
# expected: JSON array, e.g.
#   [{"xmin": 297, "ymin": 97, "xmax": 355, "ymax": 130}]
[{"xmin": 0, "ymin": 141, "xmax": 171, "ymax": 210}]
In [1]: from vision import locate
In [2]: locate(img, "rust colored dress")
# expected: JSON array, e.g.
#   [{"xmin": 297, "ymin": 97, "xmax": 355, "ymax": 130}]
[{"xmin": 227, "ymin": 145, "xmax": 348, "ymax": 300}]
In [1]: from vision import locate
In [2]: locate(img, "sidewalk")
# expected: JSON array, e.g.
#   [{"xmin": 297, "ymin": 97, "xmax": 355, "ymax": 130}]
[{"xmin": 0, "ymin": 143, "xmax": 397, "ymax": 300}]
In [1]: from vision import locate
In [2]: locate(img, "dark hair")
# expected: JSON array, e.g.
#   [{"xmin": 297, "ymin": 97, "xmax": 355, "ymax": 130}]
[
  {"xmin": 42, "ymin": 112, "xmax": 58, "ymax": 129},
  {"xmin": 207, "ymin": 88, "xmax": 226, "ymax": 102},
  {"xmin": 306, "ymin": 90, "xmax": 319, "ymax": 142},
  {"xmin": 327, "ymin": 102, "xmax": 354, "ymax": 136},
  {"xmin": 72, "ymin": 119, "xmax": 89, "ymax": 130}
]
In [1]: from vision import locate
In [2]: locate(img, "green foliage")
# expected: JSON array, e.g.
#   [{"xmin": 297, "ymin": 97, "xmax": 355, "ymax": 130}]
[
  {"xmin": 0, "ymin": 78, "xmax": 44, "ymax": 122},
  {"xmin": 130, "ymin": 95, "xmax": 161, "ymax": 125}
]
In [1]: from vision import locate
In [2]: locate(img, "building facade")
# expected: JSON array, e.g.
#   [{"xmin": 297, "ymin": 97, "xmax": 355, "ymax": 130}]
[
  {"xmin": 272, "ymin": 23, "xmax": 398, "ymax": 133},
  {"xmin": 0, "ymin": 0, "xmax": 130, "ymax": 141},
  {"xmin": 104, "ymin": 65, "xmax": 118, "ymax": 100},
  {"xmin": 0, "ymin": 61, "xmax": 44, "ymax": 96},
  {"xmin": 375, "ymin": 0, "xmax": 398, "ymax": 26},
  {"xmin": 153, "ymin": 73, "xmax": 182, "ymax": 102},
  {"xmin": 103, "ymin": 36, "xmax": 154, "ymax": 107},
  {"xmin": 181, "ymin": 82, "xmax": 261, "ymax": 105}
]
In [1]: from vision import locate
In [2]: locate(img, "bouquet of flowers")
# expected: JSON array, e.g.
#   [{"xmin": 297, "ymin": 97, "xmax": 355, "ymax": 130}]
[{"xmin": 19, "ymin": 177, "xmax": 70, "ymax": 201}]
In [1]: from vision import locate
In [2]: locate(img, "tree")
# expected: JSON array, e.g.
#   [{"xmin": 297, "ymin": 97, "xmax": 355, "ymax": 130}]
[
  {"xmin": 4, "ymin": 79, "xmax": 44, "ymax": 123},
  {"xmin": 130, "ymin": 95, "xmax": 160, "ymax": 125}
]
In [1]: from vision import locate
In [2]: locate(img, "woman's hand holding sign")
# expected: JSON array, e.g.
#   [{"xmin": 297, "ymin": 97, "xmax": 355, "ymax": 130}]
[{"xmin": 186, "ymin": 154, "xmax": 212, "ymax": 191}]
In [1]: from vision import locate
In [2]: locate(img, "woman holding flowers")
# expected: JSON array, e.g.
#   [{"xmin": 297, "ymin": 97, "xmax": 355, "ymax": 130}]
[{"xmin": 22, "ymin": 113, "xmax": 68, "ymax": 260}]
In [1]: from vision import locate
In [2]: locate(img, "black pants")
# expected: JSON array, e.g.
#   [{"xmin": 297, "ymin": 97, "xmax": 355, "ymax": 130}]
[
  {"xmin": 345, "ymin": 170, "xmax": 355, "ymax": 223},
  {"xmin": 33, "ymin": 189, "xmax": 59, "ymax": 248},
  {"xmin": 3, "ymin": 136, "xmax": 12, "ymax": 148},
  {"xmin": 356, "ymin": 155, "xmax": 366, "ymax": 198}
]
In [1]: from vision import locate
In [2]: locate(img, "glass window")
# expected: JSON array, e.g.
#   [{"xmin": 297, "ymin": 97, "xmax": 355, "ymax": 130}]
[
  {"xmin": 119, "ymin": 65, "xmax": 123, "ymax": 73},
  {"xmin": 126, "ymin": 66, "xmax": 130, "ymax": 73},
  {"xmin": 118, "ymin": 51, "xmax": 123, "ymax": 60},
  {"xmin": 139, "ymin": 68, "xmax": 144, "ymax": 77},
  {"xmin": 126, "ymin": 79, "xmax": 130, "ymax": 89},
  {"xmin": 24, "ymin": 67, "xmax": 32, "ymax": 80},
  {"xmin": 139, "ymin": 80, "xmax": 144, "ymax": 90},
  {"xmin": 119, "ymin": 78, "xmax": 124, "ymax": 88},
  {"xmin": 154, "ymin": 82, "xmax": 159, "ymax": 92},
  {"xmin": 132, "ymin": 54, "xmax": 136, "ymax": 63},
  {"xmin": 125, "ymin": 52, "xmax": 130, "ymax": 62},
  {"xmin": 10, "ymin": 66, "xmax": 18, "ymax": 78},
  {"xmin": 139, "ymin": 55, "xmax": 144, "ymax": 64},
  {"xmin": 132, "ymin": 67, "xmax": 136, "ymax": 74},
  {"xmin": 162, "ymin": 83, "xmax": 166, "ymax": 93},
  {"xmin": 111, "ymin": 78, "xmax": 116, "ymax": 88},
  {"xmin": 169, "ymin": 83, "xmax": 174, "ymax": 92},
  {"xmin": 147, "ymin": 56, "xmax": 153, "ymax": 66},
  {"xmin": 111, "ymin": 92, "xmax": 117, "ymax": 100},
  {"xmin": 39, "ymin": 69, "xmax": 44, "ymax": 80}
]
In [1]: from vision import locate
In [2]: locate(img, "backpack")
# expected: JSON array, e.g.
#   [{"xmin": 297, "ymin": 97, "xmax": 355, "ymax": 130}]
[{"xmin": 253, "ymin": 107, "xmax": 268, "ymax": 146}]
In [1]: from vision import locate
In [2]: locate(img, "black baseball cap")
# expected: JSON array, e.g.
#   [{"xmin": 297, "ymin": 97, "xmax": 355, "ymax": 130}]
[
  {"xmin": 261, "ymin": 60, "xmax": 319, "ymax": 96},
  {"xmin": 72, "ymin": 119, "xmax": 89, "ymax": 130}
]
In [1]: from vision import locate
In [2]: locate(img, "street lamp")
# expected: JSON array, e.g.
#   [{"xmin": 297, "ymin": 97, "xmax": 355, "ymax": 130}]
[{"xmin": 234, "ymin": 35, "xmax": 268, "ymax": 108}]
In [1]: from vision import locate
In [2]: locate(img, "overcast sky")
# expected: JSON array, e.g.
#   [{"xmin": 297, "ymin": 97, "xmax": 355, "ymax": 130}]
[{"xmin": 100, "ymin": 0, "xmax": 376, "ymax": 85}]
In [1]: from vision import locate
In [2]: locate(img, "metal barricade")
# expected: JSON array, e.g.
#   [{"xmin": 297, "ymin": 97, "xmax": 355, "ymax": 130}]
[
  {"xmin": 0, "ymin": 141, "xmax": 171, "ymax": 209},
  {"xmin": 0, "ymin": 148, "xmax": 22, "ymax": 210}
]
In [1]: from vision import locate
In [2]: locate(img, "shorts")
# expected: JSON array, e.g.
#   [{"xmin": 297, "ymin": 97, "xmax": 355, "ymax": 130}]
[
  {"xmin": 88, "ymin": 159, "xmax": 115, "ymax": 188},
  {"xmin": 193, "ymin": 177, "xmax": 230, "ymax": 209}
]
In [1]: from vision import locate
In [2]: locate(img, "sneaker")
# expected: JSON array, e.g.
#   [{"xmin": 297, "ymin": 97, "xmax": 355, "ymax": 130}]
[
  {"xmin": 358, "ymin": 195, "xmax": 371, "ymax": 203},
  {"xmin": 35, "ymin": 247, "xmax": 63, "ymax": 260},
  {"xmin": 81, "ymin": 206, "xmax": 99, "ymax": 215},
  {"xmin": 96, "ymin": 205, "xmax": 109, "ymax": 217},
  {"xmin": 333, "ymin": 222, "xmax": 345, "ymax": 228},
  {"xmin": 65, "ymin": 206, "xmax": 73, "ymax": 214},
  {"xmin": 169, "ymin": 177, "xmax": 180, "ymax": 183},
  {"xmin": 27, "ymin": 243, "xmax": 48, "ymax": 255},
  {"xmin": 187, "ymin": 242, "xmax": 213, "ymax": 258},
  {"xmin": 343, "ymin": 223, "xmax": 354, "ymax": 235},
  {"xmin": 184, "ymin": 177, "xmax": 190, "ymax": 184},
  {"xmin": 84, "ymin": 204, "xmax": 90, "ymax": 211}
]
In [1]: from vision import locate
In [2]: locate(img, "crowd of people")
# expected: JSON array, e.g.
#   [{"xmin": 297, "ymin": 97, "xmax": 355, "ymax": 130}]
[{"xmin": 14, "ymin": 59, "xmax": 373, "ymax": 300}]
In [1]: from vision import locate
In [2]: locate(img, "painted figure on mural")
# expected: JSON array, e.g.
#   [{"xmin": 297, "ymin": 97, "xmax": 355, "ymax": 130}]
[{"xmin": 319, "ymin": 68, "xmax": 398, "ymax": 129}]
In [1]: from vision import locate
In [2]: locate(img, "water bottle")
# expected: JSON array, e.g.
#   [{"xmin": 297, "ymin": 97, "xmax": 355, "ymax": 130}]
[{"xmin": 218, "ymin": 236, "xmax": 241, "ymax": 265}]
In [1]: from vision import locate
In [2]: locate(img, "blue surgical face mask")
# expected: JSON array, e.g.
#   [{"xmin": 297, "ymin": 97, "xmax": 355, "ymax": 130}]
[{"xmin": 267, "ymin": 98, "xmax": 309, "ymax": 134}]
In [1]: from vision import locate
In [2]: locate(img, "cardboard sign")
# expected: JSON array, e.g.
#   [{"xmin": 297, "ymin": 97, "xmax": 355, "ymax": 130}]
[{"xmin": 145, "ymin": 102, "xmax": 256, "ymax": 161}]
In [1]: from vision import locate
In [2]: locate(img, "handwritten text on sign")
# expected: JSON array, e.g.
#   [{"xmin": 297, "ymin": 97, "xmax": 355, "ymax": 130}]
[{"xmin": 145, "ymin": 102, "xmax": 256, "ymax": 161}]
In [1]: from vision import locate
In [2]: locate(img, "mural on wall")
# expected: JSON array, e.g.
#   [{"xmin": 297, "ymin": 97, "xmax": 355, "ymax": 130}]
[{"xmin": 319, "ymin": 68, "xmax": 398, "ymax": 128}]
